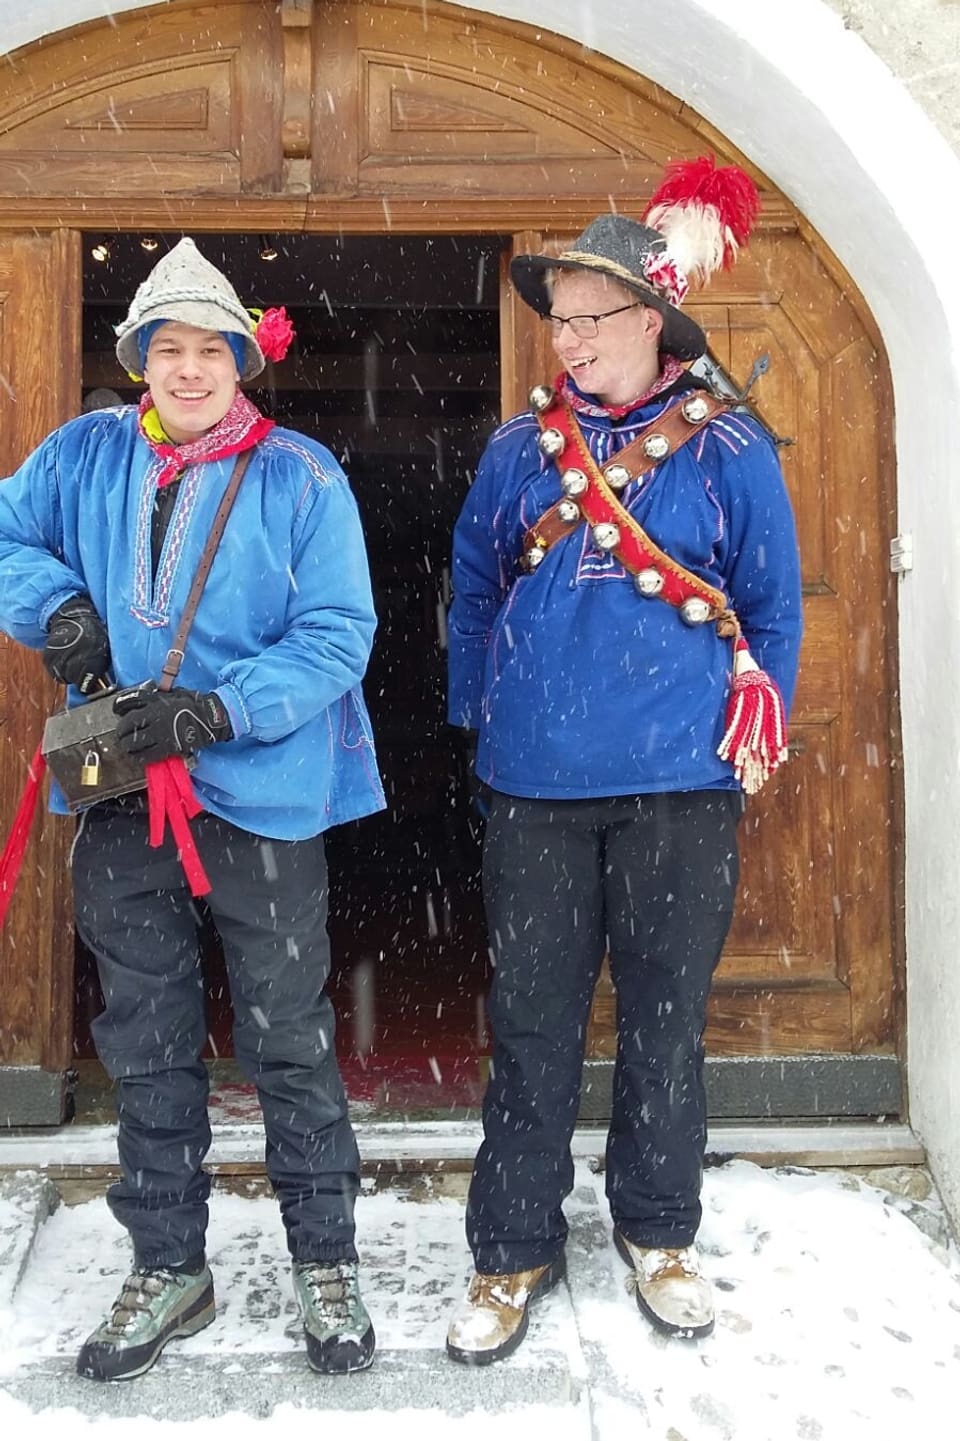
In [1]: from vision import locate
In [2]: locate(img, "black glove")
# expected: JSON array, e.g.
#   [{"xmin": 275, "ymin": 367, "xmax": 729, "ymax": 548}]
[
  {"xmin": 114, "ymin": 684, "xmax": 233, "ymax": 763},
  {"xmin": 43, "ymin": 595, "xmax": 112, "ymax": 695}
]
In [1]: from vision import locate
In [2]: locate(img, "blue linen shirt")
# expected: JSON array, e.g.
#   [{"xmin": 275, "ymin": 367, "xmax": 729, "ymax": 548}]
[
  {"xmin": 0, "ymin": 407, "xmax": 385, "ymax": 838},
  {"xmin": 448, "ymin": 387, "xmax": 803, "ymax": 798}
]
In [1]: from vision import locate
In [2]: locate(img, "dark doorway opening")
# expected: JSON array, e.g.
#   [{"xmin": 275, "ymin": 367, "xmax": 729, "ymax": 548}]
[{"xmin": 75, "ymin": 231, "xmax": 502, "ymax": 1116}]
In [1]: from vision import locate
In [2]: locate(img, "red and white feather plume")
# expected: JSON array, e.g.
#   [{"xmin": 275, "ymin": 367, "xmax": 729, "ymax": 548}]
[{"xmin": 643, "ymin": 155, "xmax": 760, "ymax": 289}]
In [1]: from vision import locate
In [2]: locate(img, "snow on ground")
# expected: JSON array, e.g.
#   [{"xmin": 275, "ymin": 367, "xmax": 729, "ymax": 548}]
[{"xmin": 0, "ymin": 1158, "xmax": 958, "ymax": 1438}]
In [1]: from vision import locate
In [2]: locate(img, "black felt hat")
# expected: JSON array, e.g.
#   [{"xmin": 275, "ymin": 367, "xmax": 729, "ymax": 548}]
[
  {"xmin": 510, "ymin": 157, "xmax": 762, "ymax": 364},
  {"xmin": 510, "ymin": 214, "xmax": 706, "ymax": 361}
]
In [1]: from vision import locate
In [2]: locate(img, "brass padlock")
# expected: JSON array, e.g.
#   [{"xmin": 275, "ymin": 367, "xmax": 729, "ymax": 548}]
[{"xmin": 80, "ymin": 749, "xmax": 101, "ymax": 787}]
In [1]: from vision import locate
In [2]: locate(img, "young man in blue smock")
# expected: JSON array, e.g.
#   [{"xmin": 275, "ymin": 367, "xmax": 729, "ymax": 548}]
[
  {"xmin": 0, "ymin": 239, "xmax": 384, "ymax": 1380},
  {"xmin": 446, "ymin": 160, "xmax": 803, "ymax": 1363}
]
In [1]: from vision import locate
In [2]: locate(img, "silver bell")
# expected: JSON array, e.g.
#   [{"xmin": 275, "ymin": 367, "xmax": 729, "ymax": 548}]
[
  {"xmin": 634, "ymin": 567, "xmax": 664, "ymax": 597},
  {"xmin": 603, "ymin": 463, "xmax": 631, "ymax": 491},
  {"xmin": 525, "ymin": 544, "xmax": 547, "ymax": 570},
  {"xmin": 538, "ymin": 428, "xmax": 565, "ymax": 458},
  {"xmin": 557, "ymin": 499, "xmax": 581, "ymax": 523},
  {"xmin": 592, "ymin": 522, "xmax": 621, "ymax": 551},
  {"xmin": 560, "ymin": 468, "xmax": 589, "ymax": 498},
  {"xmin": 681, "ymin": 394, "xmax": 711, "ymax": 424},
  {"xmin": 642, "ymin": 432, "xmax": 670, "ymax": 461},
  {"xmin": 679, "ymin": 596, "xmax": 712, "ymax": 626},
  {"xmin": 529, "ymin": 384, "xmax": 555, "ymax": 414}
]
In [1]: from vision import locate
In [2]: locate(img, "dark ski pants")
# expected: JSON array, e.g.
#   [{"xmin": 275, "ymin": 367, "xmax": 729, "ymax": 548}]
[
  {"xmin": 467, "ymin": 789, "xmax": 740, "ymax": 1274},
  {"xmin": 72, "ymin": 798, "xmax": 360, "ymax": 1270}
]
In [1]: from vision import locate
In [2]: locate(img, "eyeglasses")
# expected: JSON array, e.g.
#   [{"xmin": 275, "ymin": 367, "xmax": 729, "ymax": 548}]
[{"xmin": 544, "ymin": 303, "xmax": 642, "ymax": 339}]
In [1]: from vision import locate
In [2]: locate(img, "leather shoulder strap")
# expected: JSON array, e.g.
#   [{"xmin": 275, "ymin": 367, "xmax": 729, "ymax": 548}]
[
  {"xmin": 524, "ymin": 393, "xmax": 739, "ymax": 634},
  {"xmin": 523, "ymin": 390, "xmax": 729, "ymax": 572},
  {"xmin": 158, "ymin": 448, "xmax": 254, "ymax": 692}
]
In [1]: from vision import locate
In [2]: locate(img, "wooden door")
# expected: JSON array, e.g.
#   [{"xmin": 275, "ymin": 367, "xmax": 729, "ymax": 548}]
[
  {"xmin": 0, "ymin": 232, "xmax": 80, "ymax": 1123},
  {"xmin": 0, "ymin": 0, "xmax": 902, "ymax": 1119}
]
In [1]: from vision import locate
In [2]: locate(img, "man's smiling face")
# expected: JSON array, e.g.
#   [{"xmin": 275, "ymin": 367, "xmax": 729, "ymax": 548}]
[
  {"xmin": 549, "ymin": 270, "xmax": 664, "ymax": 406},
  {"xmin": 143, "ymin": 322, "xmax": 240, "ymax": 442}
]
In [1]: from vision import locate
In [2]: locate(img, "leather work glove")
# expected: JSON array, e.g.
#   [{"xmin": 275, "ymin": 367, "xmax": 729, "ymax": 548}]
[
  {"xmin": 114, "ymin": 683, "xmax": 233, "ymax": 763},
  {"xmin": 43, "ymin": 595, "xmax": 112, "ymax": 695}
]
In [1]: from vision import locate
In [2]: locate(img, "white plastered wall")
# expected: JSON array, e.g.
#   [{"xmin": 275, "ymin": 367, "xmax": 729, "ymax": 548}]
[{"xmin": 6, "ymin": 0, "xmax": 960, "ymax": 1231}]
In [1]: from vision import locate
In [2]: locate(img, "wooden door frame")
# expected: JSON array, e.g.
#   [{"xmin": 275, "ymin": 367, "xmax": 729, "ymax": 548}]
[
  {"xmin": 0, "ymin": 204, "xmax": 905, "ymax": 1127},
  {"xmin": 0, "ymin": 0, "xmax": 904, "ymax": 1128}
]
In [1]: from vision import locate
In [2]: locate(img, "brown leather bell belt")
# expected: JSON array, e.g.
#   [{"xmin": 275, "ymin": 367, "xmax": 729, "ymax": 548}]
[{"xmin": 522, "ymin": 384, "xmax": 739, "ymax": 635}]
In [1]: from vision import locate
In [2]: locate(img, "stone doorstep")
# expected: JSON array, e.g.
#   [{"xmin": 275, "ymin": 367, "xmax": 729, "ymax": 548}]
[
  {"xmin": 0, "ymin": 1158, "xmax": 952, "ymax": 1424},
  {"xmin": 0, "ymin": 1352, "xmax": 581, "ymax": 1420},
  {"xmin": 0, "ymin": 1172, "xmax": 60, "ymax": 1315},
  {"xmin": 0, "ymin": 1118, "xmax": 927, "ymax": 1175}
]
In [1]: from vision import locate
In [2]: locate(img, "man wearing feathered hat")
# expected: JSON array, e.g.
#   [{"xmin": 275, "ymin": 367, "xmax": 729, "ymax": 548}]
[
  {"xmin": 446, "ymin": 159, "xmax": 803, "ymax": 1363},
  {"xmin": 0, "ymin": 238, "xmax": 384, "ymax": 1380}
]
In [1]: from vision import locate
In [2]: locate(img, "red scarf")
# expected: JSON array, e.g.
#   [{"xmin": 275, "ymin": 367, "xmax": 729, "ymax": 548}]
[
  {"xmin": 138, "ymin": 391, "xmax": 274, "ymax": 487},
  {"xmin": 560, "ymin": 355, "xmax": 687, "ymax": 420}
]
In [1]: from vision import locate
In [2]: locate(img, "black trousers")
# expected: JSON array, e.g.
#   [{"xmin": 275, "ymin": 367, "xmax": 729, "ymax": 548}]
[
  {"xmin": 72, "ymin": 798, "xmax": 361, "ymax": 1269},
  {"xmin": 467, "ymin": 789, "xmax": 740, "ymax": 1273}
]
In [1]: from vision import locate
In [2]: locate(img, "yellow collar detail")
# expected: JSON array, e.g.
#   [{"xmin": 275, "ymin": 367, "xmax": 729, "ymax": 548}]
[{"xmin": 141, "ymin": 405, "xmax": 170, "ymax": 444}]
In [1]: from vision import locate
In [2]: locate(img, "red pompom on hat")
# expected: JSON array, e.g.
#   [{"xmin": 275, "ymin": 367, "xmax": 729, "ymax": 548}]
[
  {"xmin": 643, "ymin": 154, "xmax": 760, "ymax": 287},
  {"xmin": 254, "ymin": 306, "xmax": 295, "ymax": 363}
]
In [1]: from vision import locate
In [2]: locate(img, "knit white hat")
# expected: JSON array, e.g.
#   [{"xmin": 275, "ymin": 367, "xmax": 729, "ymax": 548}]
[{"xmin": 114, "ymin": 237, "xmax": 265, "ymax": 381}]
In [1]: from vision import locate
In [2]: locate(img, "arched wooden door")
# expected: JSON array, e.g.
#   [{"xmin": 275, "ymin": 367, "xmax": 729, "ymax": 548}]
[{"xmin": 0, "ymin": 0, "xmax": 901, "ymax": 1123}]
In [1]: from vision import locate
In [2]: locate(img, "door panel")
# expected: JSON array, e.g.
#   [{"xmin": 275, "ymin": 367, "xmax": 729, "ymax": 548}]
[{"xmin": 0, "ymin": 231, "xmax": 79, "ymax": 1098}]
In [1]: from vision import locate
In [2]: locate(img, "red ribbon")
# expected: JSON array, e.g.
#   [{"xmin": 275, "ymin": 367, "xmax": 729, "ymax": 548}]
[
  {"xmin": 0, "ymin": 749, "xmax": 211, "ymax": 931},
  {"xmin": 0, "ymin": 744, "xmax": 46, "ymax": 929},
  {"xmin": 145, "ymin": 758, "xmax": 212, "ymax": 897}
]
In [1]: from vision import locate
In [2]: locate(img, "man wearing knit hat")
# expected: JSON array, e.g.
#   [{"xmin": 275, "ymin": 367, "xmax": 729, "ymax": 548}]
[
  {"xmin": 0, "ymin": 238, "xmax": 384, "ymax": 1380},
  {"xmin": 445, "ymin": 160, "xmax": 803, "ymax": 1363}
]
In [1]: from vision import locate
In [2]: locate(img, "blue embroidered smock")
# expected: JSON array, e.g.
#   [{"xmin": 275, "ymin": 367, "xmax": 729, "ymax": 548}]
[
  {"xmin": 0, "ymin": 407, "xmax": 385, "ymax": 838},
  {"xmin": 448, "ymin": 383, "xmax": 803, "ymax": 798}
]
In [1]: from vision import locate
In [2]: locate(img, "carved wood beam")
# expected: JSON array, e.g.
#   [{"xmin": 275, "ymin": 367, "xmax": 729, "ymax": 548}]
[{"xmin": 281, "ymin": 0, "xmax": 313, "ymax": 190}]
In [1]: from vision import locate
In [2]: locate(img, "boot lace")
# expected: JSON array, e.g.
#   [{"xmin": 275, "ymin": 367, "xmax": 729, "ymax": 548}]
[
  {"xmin": 299, "ymin": 1261, "xmax": 356, "ymax": 1325},
  {"xmin": 100, "ymin": 1267, "xmax": 181, "ymax": 1339}
]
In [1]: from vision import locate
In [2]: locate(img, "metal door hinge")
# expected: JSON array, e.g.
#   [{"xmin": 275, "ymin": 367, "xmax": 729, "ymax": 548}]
[{"xmin": 890, "ymin": 534, "xmax": 913, "ymax": 574}]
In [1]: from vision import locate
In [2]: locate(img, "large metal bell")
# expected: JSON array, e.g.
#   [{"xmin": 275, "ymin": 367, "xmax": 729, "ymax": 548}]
[
  {"xmin": 681, "ymin": 394, "xmax": 711, "ymax": 423},
  {"xmin": 529, "ymin": 384, "xmax": 555, "ymax": 414},
  {"xmin": 603, "ymin": 463, "xmax": 631, "ymax": 491},
  {"xmin": 679, "ymin": 596, "xmax": 712, "ymax": 625},
  {"xmin": 560, "ymin": 468, "xmax": 589, "ymax": 497},
  {"xmin": 557, "ymin": 499, "xmax": 581, "ymax": 523},
  {"xmin": 592, "ymin": 522, "xmax": 621, "ymax": 551},
  {"xmin": 634, "ymin": 567, "xmax": 664, "ymax": 597},
  {"xmin": 642, "ymin": 432, "xmax": 670, "ymax": 461},
  {"xmin": 538, "ymin": 428, "xmax": 566, "ymax": 458}
]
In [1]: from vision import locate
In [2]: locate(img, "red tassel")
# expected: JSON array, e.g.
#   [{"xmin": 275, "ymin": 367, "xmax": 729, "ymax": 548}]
[
  {"xmin": 145, "ymin": 758, "xmax": 211, "ymax": 897},
  {"xmin": 0, "ymin": 744, "xmax": 46, "ymax": 929},
  {"xmin": 717, "ymin": 639, "xmax": 789, "ymax": 795}
]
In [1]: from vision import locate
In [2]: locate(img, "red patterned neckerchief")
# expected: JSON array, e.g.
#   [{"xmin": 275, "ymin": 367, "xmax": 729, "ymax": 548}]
[
  {"xmin": 560, "ymin": 355, "xmax": 687, "ymax": 420},
  {"xmin": 138, "ymin": 391, "xmax": 274, "ymax": 487}
]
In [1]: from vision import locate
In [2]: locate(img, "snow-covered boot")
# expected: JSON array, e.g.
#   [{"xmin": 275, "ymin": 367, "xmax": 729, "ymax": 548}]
[
  {"xmin": 614, "ymin": 1229, "xmax": 714, "ymax": 1338},
  {"xmin": 446, "ymin": 1254, "xmax": 566, "ymax": 1365},
  {"xmin": 76, "ymin": 1260, "xmax": 215, "ymax": 1381},
  {"xmin": 292, "ymin": 1259, "xmax": 376, "ymax": 1373}
]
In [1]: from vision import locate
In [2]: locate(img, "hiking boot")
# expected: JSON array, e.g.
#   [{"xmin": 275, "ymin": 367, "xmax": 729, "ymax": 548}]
[
  {"xmin": 76, "ymin": 1263, "xmax": 215, "ymax": 1381},
  {"xmin": 446, "ymin": 1254, "xmax": 566, "ymax": 1366},
  {"xmin": 614, "ymin": 1229, "xmax": 714, "ymax": 1338},
  {"xmin": 292, "ymin": 1259, "xmax": 376, "ymax": 1374}
]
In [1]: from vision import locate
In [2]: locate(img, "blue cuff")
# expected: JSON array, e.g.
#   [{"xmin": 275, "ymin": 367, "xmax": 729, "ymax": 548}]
[
  {"xmin": 214, "ymin": 682, "xmax": 252, "ymax": 739},
  {"xmin": 38, "ymin": 587, "xmax": 86, "ymax": 632}
]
